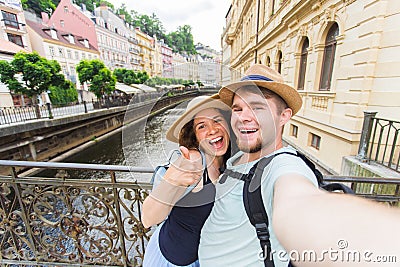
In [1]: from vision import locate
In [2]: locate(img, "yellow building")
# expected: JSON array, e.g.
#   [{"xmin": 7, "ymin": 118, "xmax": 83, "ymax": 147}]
[
  {"xmin": 223, "ymin": 0, "xmax": 400, "ymax": 174},
  {"xmin": 135, "ymin": 28, "xmax": 153, "ymax": 75}
]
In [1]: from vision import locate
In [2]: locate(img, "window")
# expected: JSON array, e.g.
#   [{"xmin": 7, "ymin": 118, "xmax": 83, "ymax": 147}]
[
  {"xmin": 68, "ymin": 34, "xmax": 75, "ymax": 44},
  {"xmin": 2, "ymin": 11, "xmax": 19, "ymax": 29},
  {"xmin": 310, "ymin": 133, "xmax": 321, "ymax": 150},
  {"xmin": 7, "ymin": 33, "xmax": 23, "ymax": 47},
  {"xmin": 290, "ymin": 124, "xmax": 298, "ymax": 138},
  {"xmin": 58, "ymin": 48, "xmax": 64, "ymax": 57},
  {"xmin": 50, "ymin": 29, "xmax": 58, "ymax": 39},
  {"xmin": 81, "ymin": 52, "xmax": 86, "ymax": 59},
  {"xmin": 319, "ymin": 23, "xmax": 339, "ymax": 91},
  {"xmin": 49, "ymin": 46, "xmax": 55, "ymax": 56},
  {"xmin": 67, "ymin": 50, "xmax": 72, "ymax": 59},
  {"xmin": 297, "ymin": 38, "xmax": 309, "ymax": 90},
  {"xmin": 75, "ymin": 51, "xmax": 79, "ymax": 59},
  {"xmin": 266, "ymin": 56, "xmax": 271, "ymax": 67},
  {"xmin": 60, "ymin": 20, "xmax": 64, "ymax": 27},
  {"xmin": 64, "ymin": 6, "xmax": 69, "ymax": 13},
  {"xmin": 277, "ymin": 50, "xmax": 282, "ymax": 73}
]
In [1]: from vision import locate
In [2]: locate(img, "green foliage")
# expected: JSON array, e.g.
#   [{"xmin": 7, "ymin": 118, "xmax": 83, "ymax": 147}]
[
  {"xmin": 76, "ymin": 59, "xmax": 116, "ymax": 99},
  {"xmin": 131, "ymin": 13, "xmax": 166, "ymax": 40},
  {"xmin": 114, "ymin": 68, "xmax": 149, "ymax": 85},
  {"xmin": 116, "ymin": 3, "xmax": 133, "ymax": 24},
  {"xmin": 146, "ymin": 76, "xmax": 193, "ymax": 87},
  {"xmin": 48, "ymin": 80, "xmax": 78, "ymax": 104},
  {"xmin": 22, "ymin": 0, "xmax": 57, "ymax": 16},
  {"xmin": 22, "ymin": 0, "xmax": 114, "ymax": 16},
  {"xmin": 166, "ymin": 25, "xmax": 196, "ymax": 54},
  {"xmin": 0, "ymin": 52, "xmax": 66, "ymax": 104}
]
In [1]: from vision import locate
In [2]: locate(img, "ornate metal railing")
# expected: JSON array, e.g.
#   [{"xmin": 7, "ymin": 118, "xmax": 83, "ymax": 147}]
[
  {"xmin": 0, "ymin": 160, "xmax": 154, "ymax": 267},
  {"xmin": 357, "ymin": 112, "xmax": 400, "ymax": 172},
  {"xmin": 1, "ymin": 160, "xmax": 399, "ymax": 266}
]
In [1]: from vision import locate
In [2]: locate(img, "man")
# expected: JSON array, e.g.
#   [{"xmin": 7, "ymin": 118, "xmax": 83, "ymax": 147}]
[{"xmin": 198, "ymin": 64, "xmax": 400, "ymax": 266}]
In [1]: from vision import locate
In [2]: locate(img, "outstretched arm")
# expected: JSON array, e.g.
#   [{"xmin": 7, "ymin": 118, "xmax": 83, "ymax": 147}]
[
  {"xmin": 272, "ymin": 174, "xmax": 400, "ymax": 266},
  {"xmin": 141, "ymin": 148, "xmax": 203, "ymax": 228}
]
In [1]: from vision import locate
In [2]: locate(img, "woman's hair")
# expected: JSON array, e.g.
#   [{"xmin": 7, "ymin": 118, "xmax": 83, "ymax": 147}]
[{"xmin": 178, "ymin": 108, "xmax": 237, "ymax": 165}]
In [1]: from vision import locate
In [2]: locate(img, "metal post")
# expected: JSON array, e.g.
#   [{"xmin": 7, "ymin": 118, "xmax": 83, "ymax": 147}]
[
  {"xmin": 46, "ymin": 103, "xmax": 53, "ymax": 119},
  {"xmin": 357, "ymin": 111, "xmax": 378, "ymax": 161},
  {"xmin": 83, "ymin": 101, "xmax": 88, "ymax": 113}
]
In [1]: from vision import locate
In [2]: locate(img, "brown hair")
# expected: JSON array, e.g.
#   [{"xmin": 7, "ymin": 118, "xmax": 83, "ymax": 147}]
[
  {"xmin": 259, "ymin": 86, "xmax": 289, "ymax": 114},
  {"xmin": 178, "ymin": 108, "xmax": 237, "ymax": 164}
]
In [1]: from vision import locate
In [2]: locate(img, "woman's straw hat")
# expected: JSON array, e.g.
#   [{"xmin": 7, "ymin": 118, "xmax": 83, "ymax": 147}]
[
  {"xmin": 219, "ymin": 64, "xmax": 302, "ymax": 114},
  {"xmin": 166, "ymin": 94, "xmax": 230, "ymax": 143}
]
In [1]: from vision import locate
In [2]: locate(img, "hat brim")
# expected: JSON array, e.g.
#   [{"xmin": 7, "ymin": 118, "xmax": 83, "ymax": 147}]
[
  {"xmin": 219, "ymin": 80, "xmax": 302, "ymax": 114},
  {"xmin": 166, "ymin": 94, "xmax": 231, "ymax": 143}
]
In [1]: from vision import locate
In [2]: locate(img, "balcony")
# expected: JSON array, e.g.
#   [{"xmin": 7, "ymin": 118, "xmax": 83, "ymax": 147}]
[
  {"xmin": 1, "ymin": 18, "xmax": 26, "ymax": 33},
  {"xmin": 129, "ymin": 47, "xmax": 140, "ymax": 55}
]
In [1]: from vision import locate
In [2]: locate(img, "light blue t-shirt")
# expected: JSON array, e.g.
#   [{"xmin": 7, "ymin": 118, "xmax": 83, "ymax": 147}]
[{"xmin": 198, "ymin": 146, "xmax": 318, "ymax": 267}]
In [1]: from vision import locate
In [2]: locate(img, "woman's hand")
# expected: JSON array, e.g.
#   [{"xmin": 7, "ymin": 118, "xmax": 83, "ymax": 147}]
[{"xmin": 163, "ymin": 146, "xmax": 204, "ymax": 187}]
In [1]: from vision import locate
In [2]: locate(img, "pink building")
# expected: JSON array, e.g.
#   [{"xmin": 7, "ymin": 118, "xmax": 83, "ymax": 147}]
[
  {"xmin": 160, "ymin": 40, "xmax": 173, "ymax": 78},
  {"xmin": 48, "ymin": 0, "xmax": 98, "ymax": 49}
]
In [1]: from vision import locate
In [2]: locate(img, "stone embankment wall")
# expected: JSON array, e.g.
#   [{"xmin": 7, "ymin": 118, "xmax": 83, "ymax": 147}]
[{"xmin": 0, "ymin": 92, "xmax": 203, "ymax": 174}]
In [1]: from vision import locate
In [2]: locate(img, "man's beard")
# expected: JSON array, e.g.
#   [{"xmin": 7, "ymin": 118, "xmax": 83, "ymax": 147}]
[{"xmin": 237, "ymin": 138, "xmax": 262, "ymax": 153}]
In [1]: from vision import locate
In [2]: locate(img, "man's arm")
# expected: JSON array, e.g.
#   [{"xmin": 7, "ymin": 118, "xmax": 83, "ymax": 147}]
[{"xmin": 272, "ymin": 174, "xmax": 400, "ymax": 266}]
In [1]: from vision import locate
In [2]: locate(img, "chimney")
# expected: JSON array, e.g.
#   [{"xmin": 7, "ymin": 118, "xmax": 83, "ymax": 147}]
[
  {"xmin": 81, "ymin": 3, "xmax": 86, "ymax": 11},
  {"xmin": 41, "ymin": 12, "xmax": 49, "ymax": 24}
]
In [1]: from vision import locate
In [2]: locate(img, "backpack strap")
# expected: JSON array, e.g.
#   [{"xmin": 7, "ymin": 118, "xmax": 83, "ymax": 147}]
[{"xmin": 242, "ymin": 156, "xmax": 276, "ymax": 267}]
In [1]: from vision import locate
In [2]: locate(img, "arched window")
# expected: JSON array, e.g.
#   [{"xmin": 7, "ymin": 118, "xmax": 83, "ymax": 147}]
[
  {"xmin": 266, "ymin": 56, "xmax": 271, "ymax": 67},
  {"xmin": 297, "ymin": 38, "xmax": 309, "ymax": 90},
  {"xmin": 277, "ymin": 51, "xmax": 282, "ymax": 73},
  {"xmin": 319, "ymin": 23, "xmax": 339, "ymax": 91}
]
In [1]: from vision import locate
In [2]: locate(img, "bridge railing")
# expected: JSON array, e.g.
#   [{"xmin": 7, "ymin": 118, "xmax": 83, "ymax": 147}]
[
  {"xmin": 357, "ymin": 112, "xmax": 400, "ymax": 172},
  {"xmin": 0, "ymin": 88, "xmax": 215, "ymax": 126},
  {"xmin": 2, "ymin": 160, "xmax": 398, "ymax": 266},
  {"xmin": 0, "ymin": 160, "xmax": 154, "ymax": 267}
]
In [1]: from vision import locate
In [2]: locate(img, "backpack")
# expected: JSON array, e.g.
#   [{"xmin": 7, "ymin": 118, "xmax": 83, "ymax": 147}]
[{"xmin": 221, "ymin": 150, "xmax": 354, "ymax": 267}]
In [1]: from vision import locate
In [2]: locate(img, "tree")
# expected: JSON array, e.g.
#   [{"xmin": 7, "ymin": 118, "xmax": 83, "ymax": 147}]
[
  {"xmin": 131, "ymin": 13, "xmax": 166, "ymax": 41},
  {"xmin": 48, "ymin": 80, "xmax": 78, "ymax": 104},
  {"xmin": 116, "ymin": 3, "xmax": 133, "ymax": 24},
  {"xmin": 22, "ymin": 0, "xmax": 58, "ymax": 16},
  {"xmin": 113, "ymin": 68, "xmax": 149, "ymax": 85},
  {"xmin": 0, "ymin": 52, "xmax": 66, "ymax": 116},
  {"xmin": 166, "ymin": 25, "xmax": 196, "ymax": 54},
  {"xmin": 76, "ymin": 59, "xmax": 116, "ymax": 99}
]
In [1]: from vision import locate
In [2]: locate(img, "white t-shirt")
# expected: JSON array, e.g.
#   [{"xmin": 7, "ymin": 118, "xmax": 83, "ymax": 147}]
[{"xmin": 199, "ymin": 146, "xmax": 318, "ymax": 267}]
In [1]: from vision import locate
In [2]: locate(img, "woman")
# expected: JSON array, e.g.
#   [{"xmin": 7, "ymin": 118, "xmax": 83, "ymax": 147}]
[{"xmin": 142, "ymin": 94, "xmax": 233, "ymax": 267}]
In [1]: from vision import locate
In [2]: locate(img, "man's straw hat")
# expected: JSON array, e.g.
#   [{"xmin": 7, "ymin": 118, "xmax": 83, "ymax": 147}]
[
  {"xmin": 219, "ymin": 64, "xmax": 302, "ymax": 114},
  {"xmin": 166, "ymin": 94, "xmax": 230, "ymax": 143}
]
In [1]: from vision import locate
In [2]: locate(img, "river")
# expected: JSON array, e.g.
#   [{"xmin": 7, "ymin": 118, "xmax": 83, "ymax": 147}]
[{"xmin": 38, "ymin": 105, "xmax": 187, "ymax": 183}]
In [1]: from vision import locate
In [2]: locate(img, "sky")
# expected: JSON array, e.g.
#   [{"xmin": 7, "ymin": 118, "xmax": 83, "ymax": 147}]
[{"xmin": 111, "ymin": 0, "xmax": 231, "ymax": 52}]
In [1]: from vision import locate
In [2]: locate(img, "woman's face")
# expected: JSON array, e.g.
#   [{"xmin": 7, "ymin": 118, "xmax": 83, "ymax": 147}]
[{"xmin": 193, "ymin": 108, "xmax": 230, "ymax": 157}]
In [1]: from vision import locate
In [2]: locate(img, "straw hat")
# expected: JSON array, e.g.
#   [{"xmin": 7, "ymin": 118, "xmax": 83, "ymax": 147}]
[
  {"xmin": 166, "ymin": 94, "xmax": 230, "ymax": 143},
  {"xmin": 219, "ymin": 64, "xmax": 302, "ymax": 114}
]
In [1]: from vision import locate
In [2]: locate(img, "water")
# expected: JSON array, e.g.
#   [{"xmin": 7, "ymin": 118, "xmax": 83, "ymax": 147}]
[{"xmin": 38, "ymin": 105, "xmax": 188, "ymax": 183}]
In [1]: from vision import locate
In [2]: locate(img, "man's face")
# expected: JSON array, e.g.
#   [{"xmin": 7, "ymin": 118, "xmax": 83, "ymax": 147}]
[{"xmin": 231, "ymin": 89, "xmax": 281, "ymax": 154}]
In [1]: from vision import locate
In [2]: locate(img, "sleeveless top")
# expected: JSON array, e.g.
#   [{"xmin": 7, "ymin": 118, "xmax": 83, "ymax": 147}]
[{"xmin": 158, "ymin": 168, "xmax": 216, "ymax": 265}]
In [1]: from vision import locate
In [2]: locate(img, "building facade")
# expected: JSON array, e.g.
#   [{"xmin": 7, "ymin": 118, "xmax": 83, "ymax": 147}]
[
  {"xmin": 160, "ymin": 40, "xmax": 173, "ymax": 78},
  {"xmin": 26, "ymin": 17, "xmax": 99, "ymax": 102},
  {"xmin": 224, "ymin": 0, "xmax": 400, "ymax": 174},
  {"xmin": 135, "ymin": 28, "xmax": 153, "ymax": 75},
  {"xmin": 0, "ymin": 0, "xmax": 31, "ymax": 50}
]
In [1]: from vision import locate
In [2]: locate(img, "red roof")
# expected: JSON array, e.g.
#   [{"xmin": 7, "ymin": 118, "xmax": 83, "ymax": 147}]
[{"xmin": 26, "ymin": 19, "xmax": 98, "ymax": 52}]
